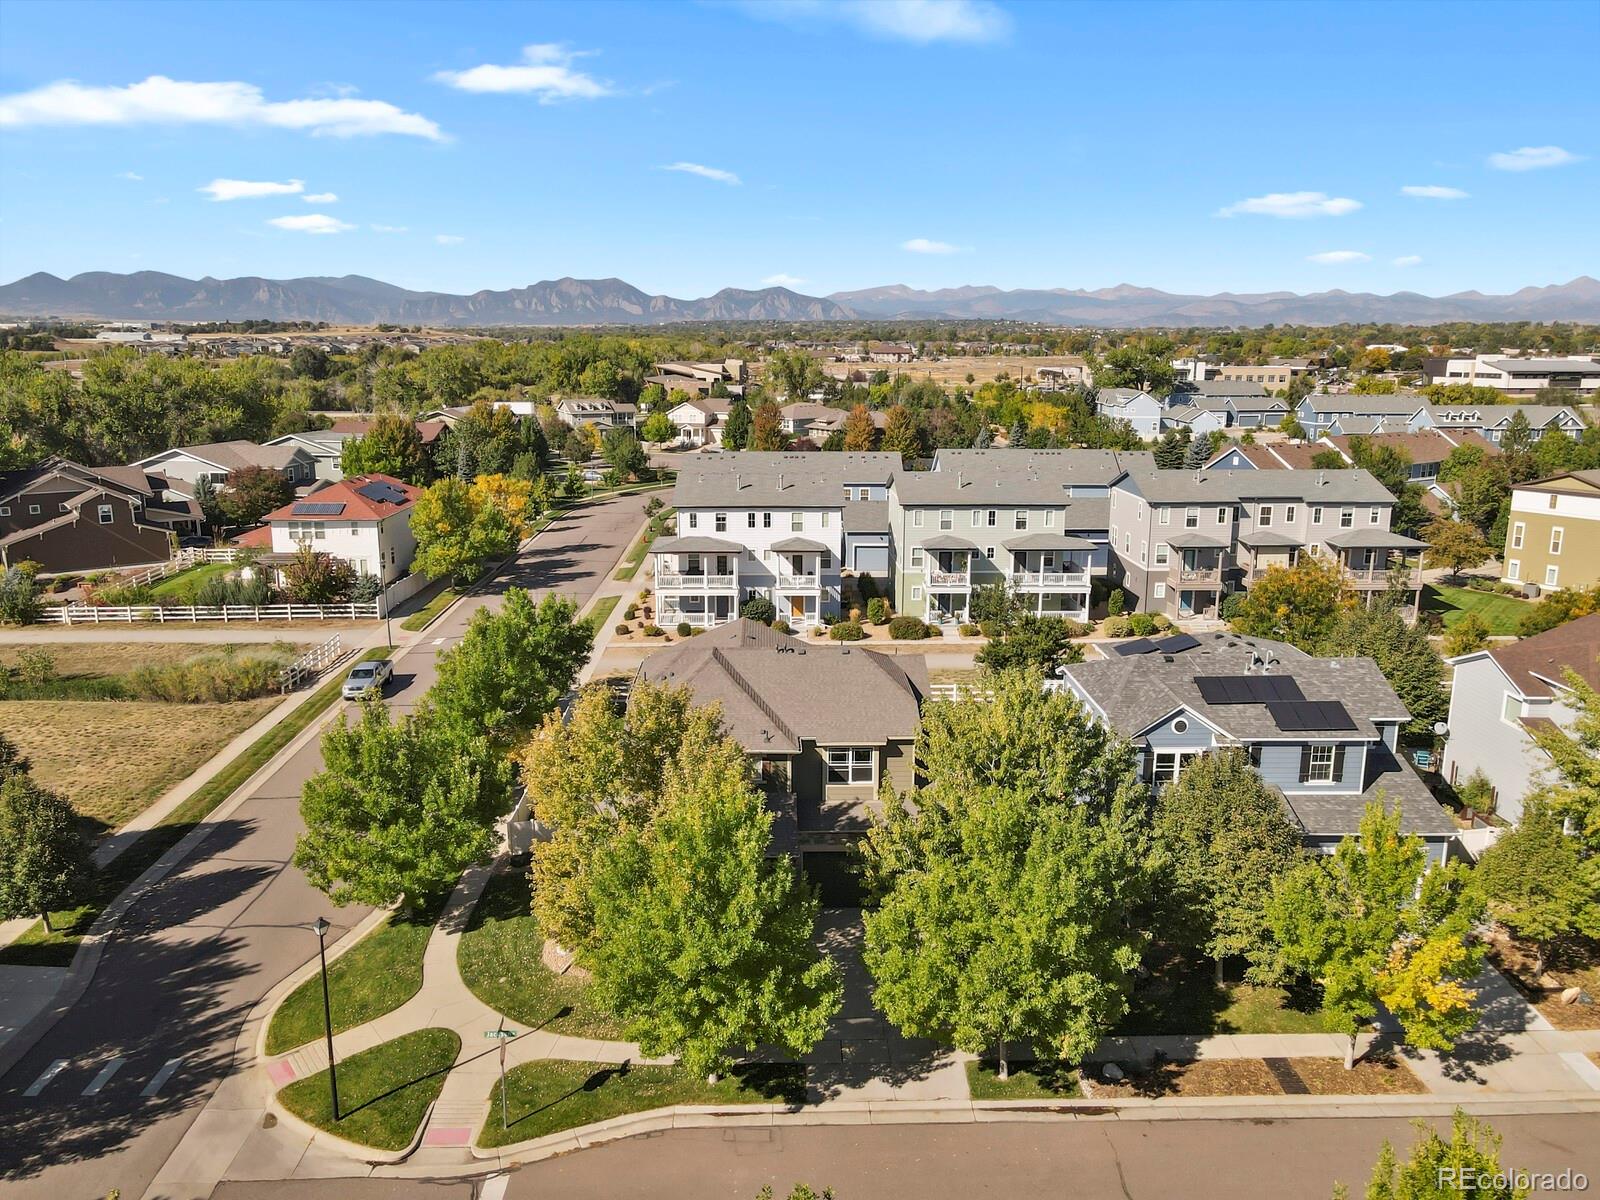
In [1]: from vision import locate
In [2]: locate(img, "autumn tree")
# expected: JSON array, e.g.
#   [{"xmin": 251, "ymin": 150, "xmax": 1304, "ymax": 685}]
[
  {"xmin": 1477, "ymin": 795, "xmax": 1600, "ymax": 977},
  {"xmin": 749, "ymin": 401, "xmax": 786, "ymax": 452},
  {"xmin": 1525, "ymin": 669, "xmax": 1600, "ymax": 851},
  {"xmin": 1423, "ymin": 518, "xmax": 1491, "ymax": 580},
  {"xmin": 1230, "ymin": 558, "xmax": 1353, "ymax": 650},
  {"xmin": 218, "ymin": 465, "xmax": 292, "ymax": 526},
  {"xmin": 1268, "ymin": 802, "xmax": 1484, "ymax": 1068},
  {"xmin": 880, "ymin": 404, "xmax": 922, "ymax": 465},
  {"xmin": 842, "ymin": 404, "xmax": 877, "ymax": 451}
]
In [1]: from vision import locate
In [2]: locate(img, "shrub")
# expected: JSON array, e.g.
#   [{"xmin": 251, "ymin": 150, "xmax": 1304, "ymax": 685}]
[
  {"xmin": 925, "ymin": 623, "xmax": 944, "ymax": 637},
  {"xmin": 979, "ymin": 619, "xmax": 1002, "ymax": 639},
  {"xmin": 829, "ymin": 621, "xmax": 864, "ymax": 641},
  {"xmin": 624, "ymin": 604, "xmax": 638, "ymax": 620},
  {"xmin": 740, "ymin": 596, "xmax": 777, "ymax": 625},
  {"xmin": 866, "ymin": 597, "xmax": 891, "ymax": 625},
  {"xmin": 615, "ymin": 623, "xmax": 631, "ymax": 636},
  {"xmin": 849, "ymin": 606, "xmax": 863, "ymax": 623},
  {"xmin": 1442, "ymin": 611, "xmax": 1491, "ymax": 657},
  {"xmin": 94, "ymin": 582, "xmax": 155, "ymax": 607},
  {"xmin": 1106, "ymin": 588, "xmax": 1126, "ymax": 616},
  {"xmin": 888, "ymin": 615, "xmax": 929, "ymax": 640},
  {"xmin": 124, "ymin": 646, "xmax": 294, "ymax": 703},
  {"xmin": 1221, "ymin": 591, "xmax": 1247, "ymax": 620},
  {"xmin": 772, "ymin": 619, "xmax": 793, "ymax": 634},
  {"xmin": 1126, "ymin": 612, "xmax": 1157, "ymax": 636},
  {"xmin": 1103, "ymin": 615, "xmax": 1130, "ymax": 638},
  {"xmin": 1455, "ymin": 769, "xmax": 1496, "ymax": 816},
  {"xmin": 857, "ymin": 574, "xmax": 879, "ymax": 600},
  {"xmin": 958, "ymin": 623, "xmax": 981, "ymax": 637},
  {"xmin": 676, "ymin": 621, "xmax": 693, "ymax": 638},
  {"xmin": 1151, "ymin": 614, "xmax": 1173, "ymax": 631},
  {"xmin": 195, "ymin": 574, "xmax": 274, "ymax": 608},
  {"xmin": 642, "ymin": 624, "xmax": 665, "ymax": 638},
  {"xmin": 350, "ymin": 573, "xmax": 383, "ymax": 603},
  {"xmin": 16, "ymin": 647, "xmax": 56, "ymax": 686}
]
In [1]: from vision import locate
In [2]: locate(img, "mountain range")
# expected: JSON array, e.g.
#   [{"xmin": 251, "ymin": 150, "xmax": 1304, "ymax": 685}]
[{"xmin": 2, "ymin": 271, "xmax": 1597, "ymax": 328}]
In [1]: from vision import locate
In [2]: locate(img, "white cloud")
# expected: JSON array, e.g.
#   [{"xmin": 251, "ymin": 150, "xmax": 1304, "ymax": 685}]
[
  {"xmin": 371, "ymin": 224, "xmax": 409, "ymax": 233},
  {"xmin": 117, "ymin": 170, "xmax": 143, "ymax": 181},
  {"xmin": 1400, "ymin": 185, "xmax": 1468, "ymax": 200},
  {"xmin": 433, "ymin": 44, "xmax": 613, "ymax": 103},
  {"xmin": 1488, "ymin": 145, "xmax": 1581, "ymax": 171},
  {"xmin": 902, "ymin": 237, "xmax": 962, "ymax": 254},
  {"xmin": 302, "ymin": 191, "xmax": 338, "ymax": 203},
  {"xmin": 661, "ymin": 161, "xmax": 741, "ymax": 185},
  {"xmin": 200, "ymin": 177, "xmax": 304, "ymax": 202},
  {"xmin": 733, "ymin": 0, "xmax": 1011, "ymax": 44},
  {"xmin": 267, "ymin": 213, "xmax": 354, "ymax": 235},
  {"xmin": 0, "ymin": 75, "xmax": 444, "ymax": 140},
  {"xmin": 761, "ymin": 273, "xmax": 807, "ymax": 287},
  {"xmin": 1218, "ymin": 191, "xmax": 1362, "ymax": 219},
  {"xmin": 435, "ymin": 234, "xmax": 465, "ymax": 245},
  {"xmin": 1392, "ymin": 255, "xmax": 1423, "ymax": 267},
  {"xmin": 1307, "ymin": 250, "xmax": 1371, "ymax": 264}
]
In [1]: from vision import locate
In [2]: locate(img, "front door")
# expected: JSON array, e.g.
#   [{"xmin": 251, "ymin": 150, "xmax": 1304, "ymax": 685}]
[
  {"xmin": 790, "ymin": 595, "xmax": 806, "ymax": 618},
  {"xmin": 1179, "ymin": 590, "xmax": 1196, "ymax": 616}
]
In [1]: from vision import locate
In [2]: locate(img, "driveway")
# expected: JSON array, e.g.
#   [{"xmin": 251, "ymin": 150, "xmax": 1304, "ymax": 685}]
[{"xmin": 0, "ymin": 491, "xmax": 652, "ymax": 1200}]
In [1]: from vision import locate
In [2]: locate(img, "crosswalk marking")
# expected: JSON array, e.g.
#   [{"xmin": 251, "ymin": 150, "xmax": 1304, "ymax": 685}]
[
  {"xmin": 23, "ymin": 1059, "xmax": 68, "ymax": 1096},
  {"xmin": 82, "ymin": 1057, "xmax": 125, "ymax": 1095},
  {"xmin": 480, "ymin": 1175, "xmax": 511, "ymax": 1200},
  {"xmin": 141, "ymin": 1057, "xmax": 183, "ymax": 1097}
]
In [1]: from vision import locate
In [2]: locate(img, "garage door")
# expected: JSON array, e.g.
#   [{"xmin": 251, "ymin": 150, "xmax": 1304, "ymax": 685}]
[{"xmin": 802, "ymin": 852, "xmax": 864, "ymax": 908}]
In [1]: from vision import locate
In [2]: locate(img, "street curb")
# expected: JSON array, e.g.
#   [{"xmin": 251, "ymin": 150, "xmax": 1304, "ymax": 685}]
[{"xmin": 252, "ymin": 906, "xmax": 395, "ymax": 1063}]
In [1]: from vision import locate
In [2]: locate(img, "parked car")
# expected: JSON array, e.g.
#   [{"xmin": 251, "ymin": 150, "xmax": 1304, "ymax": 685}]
[{"xmin": 341, "ymin": 658, "xmax": 394, "ymax": 700}]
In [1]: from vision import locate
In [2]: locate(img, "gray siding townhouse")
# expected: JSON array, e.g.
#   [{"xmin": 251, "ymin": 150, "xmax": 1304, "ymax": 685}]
[
  {"xmin": 131, "ymin": 440, "xmax": 319, "ymax": 490},
  {"xmin": 1108, "ymin": 464, "xmax": 1424, "ymax": 620},
  {"xmin": 637, "ymin": 618, "xmax": 925, "ymax": 905},
  {"xmin": 1057, "ymin": 634, "xmax": 1457, "ymax": 859},
  {"xmin": 1441, "ymin": 613, "xmax": 1599, "ymax": 825},
  {"xmin": 1173, "ymin": 381, "xmax": 1284, "ymax": 428},
  {"xmin": 265, "ymin": 430, "xmax": 353, "ymax": 483},
  {"xmin": 650, "ymin": 452, "xmax": 899, "ymax": 630},
  {"xmin": 1296, "ymin": 395, "xmax": 1434, "ymax": 439},
  {"xmin": 555, "ymin": 396, "xmax": 638, "ymax": 430},
  {"xmin": 1095, "ymin": 388, "xmax": 1163, "ymax": 439},
  {"xmin": 887, "ymin": 449, "xmax": 1133, "ymax": 625}
]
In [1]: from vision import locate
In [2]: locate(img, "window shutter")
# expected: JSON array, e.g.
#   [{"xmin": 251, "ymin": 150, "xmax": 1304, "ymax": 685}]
[
  {"xmin": 1142, "ymin": 747, "xmax": 1155, "ymax": 783},
  {"xmin": 1298, "ymin": 745, "xmax": 1312, "ymax": 783},
  {"xmin": 1332, "ymin": 745, "xmax": 1346, "ymax": 781}
]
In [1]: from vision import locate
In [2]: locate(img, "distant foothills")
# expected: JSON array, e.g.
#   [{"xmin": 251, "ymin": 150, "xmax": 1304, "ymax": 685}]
[{"xmin": 1, "ymin": 270, "xmax": 1597, "ymax": 329}]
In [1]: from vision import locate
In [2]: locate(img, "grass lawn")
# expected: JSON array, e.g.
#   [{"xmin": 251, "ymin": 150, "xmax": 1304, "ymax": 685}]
[
  {"xmin": 278, "ymin": 1027, "xmax": 459, "ymax": 1152},
  {"xmin": 457, "ymin": 865, "xmax": 625, "ymax": 1040},
  {"xmin": 148, "ymin": 561, "xmax": 234, "ymax": 598},
  {"xmin": 965, "ymin": 1059, "xmax": 1081, "ymax": 1100},
  {"xmin": 1421, "ymin": 583, "xmax": 1532, "ymax": 634},
  {"xmin": 266, "ymin": 895, "xmax": 445, "ymax": 1055},
  {"xmin": 0, "ymin": 649, "xmax": 394, "ymax": 967},
  {"xmin": 613, "ymin": 511, "xmax": 669, "ymax": 582},
  {"xmin": 1118, "ymin": 953, "xmax": 1338, "ymax": 1036},
  {"xmin": 587, "ymin": 595, "xmax": 619, "ymax": 630},
  {"xmin": 399, "ymin": 586, "xmax": 458, "ymax": 632},
  {"xmin": 476, "ymin": 1060, "xmax": 805, "ymax": 1148},
  {"xmin": 0, "ymin": 697, "xmax": 280, "ymax": 828}
]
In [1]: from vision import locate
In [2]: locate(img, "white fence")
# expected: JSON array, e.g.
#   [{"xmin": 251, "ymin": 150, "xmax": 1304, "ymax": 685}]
[
  {"xmin": 279, "ymin": 634, "xmax": 348, "ymax": 692},
  {"xmin": 1455, "ymin": 826, "xmax": 1505, "ymax": 861},
  {"xmin": 39, "ymin": 602, "xmax": 381, "ymax": 624},
  {"xmin": 118, "ymin": 546, "xmax": 240, "ymax": 589}
]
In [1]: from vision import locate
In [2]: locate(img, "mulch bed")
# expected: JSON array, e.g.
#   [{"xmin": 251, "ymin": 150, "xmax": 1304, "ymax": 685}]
[
  {"xmin": 1084, "ymin": 1055, "xmax": 1425, "ymax": 1099},
  {"xmin": 1485, "ymin": 930, "xmax": 1600, "ymax": 1032}
]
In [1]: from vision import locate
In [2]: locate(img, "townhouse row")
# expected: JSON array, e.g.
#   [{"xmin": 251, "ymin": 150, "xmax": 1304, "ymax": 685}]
[{"xmin": 649, "ymin": 450, "xmax": 1419, "ymax": 630}]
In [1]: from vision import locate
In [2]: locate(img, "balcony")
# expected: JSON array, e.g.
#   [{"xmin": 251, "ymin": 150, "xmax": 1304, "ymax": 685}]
[
  {"xmin": 925, "ymin": 563, "xmax": 972, "ymax": 588},
  {"xmin": 1168, "ymin": 559, "xmax": 1224, "ymax": 586},
  {"xmin": 775, "ymin": 568, "xmax": 822, "ymax": 590},
  {"xmin": 655, "ymin": 569, "xmax": 738, "ymax": 591},
  {"xmin": 1011, "ymin": 569, "xmax": 1090, "ymax": 590},
  {"xmin": 1341, "ymin": 563, "xmax": 1422, "ymax": 590}
]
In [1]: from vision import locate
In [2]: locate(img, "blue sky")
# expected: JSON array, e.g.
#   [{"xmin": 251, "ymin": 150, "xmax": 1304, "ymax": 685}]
[{"xmin": 1, "ymin": 0, "xmax": 1595, "ymax": 299}]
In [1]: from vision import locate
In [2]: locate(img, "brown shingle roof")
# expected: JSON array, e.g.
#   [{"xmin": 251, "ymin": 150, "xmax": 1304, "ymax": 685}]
[{"xmin": 1486, "ymin": 612, "xmax": 1600, "ymax": 698}]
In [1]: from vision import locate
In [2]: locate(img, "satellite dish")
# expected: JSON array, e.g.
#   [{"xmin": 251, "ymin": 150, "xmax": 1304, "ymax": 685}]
[{"xmin": 1432, "ymin": 722, "xmax": 1448, "ymax": 737}]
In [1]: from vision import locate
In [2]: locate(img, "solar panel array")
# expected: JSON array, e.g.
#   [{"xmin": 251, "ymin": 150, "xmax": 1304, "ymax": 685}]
[
  {"xmin": 1193, "ymin": 675, "xmax": 1307, "ymax": 705},
  {"xmin": 291, "ymin": 501, "xmax": 346, "ymax": 516},
  {"xmin": 1157, "ymin": 633, "xmax": 1200, "ymax": 653},
  {"xmin": 1109, "ymin": 638, "xmax": 1157, "ymax": 657},
  {"xmin": 1109, "ymin": 633, "xmax": 1204, "ymax": 658},
  {"xmin": 355, "ymin": 481, "xmax": 410, "ymax": 505},
  {"xmin": 1266, "ymin": 700, "xmax": 1358, "ymax": 731}
]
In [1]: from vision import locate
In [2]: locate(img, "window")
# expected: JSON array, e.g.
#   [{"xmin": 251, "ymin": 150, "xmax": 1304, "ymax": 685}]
[
  {"xmin": 1158, "ymin": 507, "xmax": 1170, "ymax": 525},
  {"xmin": 1312, "ymin": 505, "xmax": 1323, "ymax": 524},
  {"xmin": 1152, "ymin": 750, "xmax": 1200, "ymax": 787},
  {"xmin": 821, "ymin": 512, "xmax": 831, "ymax": 528},
  {"xmin": 1550, "ymin": 527, "xmax": 1563, "ymax": 555},
  {"xmin": 1185, "ymin": 507, "xmax": 1198, "ymax": 528},
  {"xmin": 747, "ymin": 512, "xmax": 756, "ymax": 528},
  {"xmin": 791, "ymin": 512, "xmax": 803, "ymax": 532},
  {"xmin": 1284, "ymin": 505, "xmax": 1296, "ymax": 523},
  {"xmin": 1217, "ymin": 507, "xmax": 1229, "ymax": 525},
  {"xmin": 910, "ymin": 585, "xmax": 923, "ymax": 600},
  {"xmin": 28, "ymin": 504, "xmax": 40, "ymax": 515},
  {"xmin": 1502, "ymin": 693, "xmax": 1522, "ymax": 725},
  {"xmin": 1507, "ymin": 559, "xmax": 1521, "ymax": 581},
  {"xmin": 985, "ymin": 546, "xmax": 995, "ymax": 561},
  {"xmin": 1015, "ymin": 510, "xmax": 1028, "ymax": 530},
  {"xmin": 1259, "ymin": 505, "xmax": 1273, "ymax": 527},
  {"xmin": 1549, "ymin": 494, "xmax": 1559, "ymax": 510},
  {"xmin": 913, "ymin": 510, "xmax": 924, "ymax": 528},
  {"xmin": 986, "ymin": 509, "xmax": 997, "ymax": 527},
  {"xmin": 972, "ymin": 510, "xmax": 982, "ymax": 528},
  {"xmin": 715, "ymin": 513, "xmax": 727, "ymax": 532},
  {"xmin": 1044, "ymin": 510, "xmax": 1057, "ymax": 528},
  {"xmin": 1153, "ymin": 581, "xmax": 1166, "ymax": 598},
  {"xmin": 59, "ymin": 503, "xmax": 69, "ymax": 512},
  {"xmin": 688, "ymin": 512, "xmax": 699, "ymax": 529},
  {"xmin": 1340, "ymin": 508, "xmax": 1354, "ymax": 529},
  {"xmin": 1140, "ymin": 541, "xmax": 1148, "ymax": 564},
  {"xmin": 1154, "ymin": 543, "xmax": 1169, "ymax": 566},
  {"xmin": 1545, "ymin": 565, "xmax": 1560, "ymax": 587},
  {"xmin": 763, "ymin": 512, "xmax": 772, "ymax": 528},
  {"xmin": 1304, "ymin": 744, "xmax": 1336, "ymax": 783},
  {"xmin": 1172, "ymin": 718, "xmax": 1189, "ymax": 734},
  {"xmin": 939, "ymin": 510, "xmax": 953, "ymax": 531},
  {"xmin": 0, "ymin": 506, "xmax": 8, "ymax": 516},
  {"xmin": 1510, "ymin": 522, "xmax": 1525, "ymax": 549},
  {"xmin": 909, "ymin": 547, "xmax": 924, "ymax": 567},
  {"xmin": 1369, "ymin": 507, "xmax": 1381, "ymax": 525},
  {"xmin": 97, "ymin": 503, "xmax": 114, "ymax": 524}
]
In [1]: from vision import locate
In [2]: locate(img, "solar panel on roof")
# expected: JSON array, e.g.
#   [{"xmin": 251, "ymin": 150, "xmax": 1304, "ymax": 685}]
[
  {"xmin": 291, "ymin": 501, "xmax": 346, "ymax": 516},
  {"xmin": 355, "ymin": 481, "xmax": 408, "ymax": 504},
  {"xmin": 1110, "ymin": 638, "xmax": 1157, "ymax": 656},
  {"xmin": 1194, "ymin": 675, "xmax": 1307, "ymax": 705},
  {"xmin": 1266, "ymin": 700, "xmax": 1357, "ymax": 732},
  {"xmin": 1155, "ymin": 633, "xmax": 1200, "ymax": 654}
]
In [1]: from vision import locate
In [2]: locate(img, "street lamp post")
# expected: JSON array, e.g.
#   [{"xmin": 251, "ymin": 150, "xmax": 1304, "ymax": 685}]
[{"xmin": 313, "ymin": 916, "xmax": 339, "ymax": 1121}]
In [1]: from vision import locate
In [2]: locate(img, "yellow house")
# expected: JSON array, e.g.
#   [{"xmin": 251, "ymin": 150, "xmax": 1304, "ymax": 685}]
[{"xmin": 1504, "ymin": 469, "xmax": 1600, "ymax": 593}]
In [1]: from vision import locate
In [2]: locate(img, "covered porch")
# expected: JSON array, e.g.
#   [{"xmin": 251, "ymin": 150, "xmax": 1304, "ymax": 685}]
[
  {"xmin": 650, "ymin": 534, "xmax": 741, "ymax": 628},
  {"xmin": 1165, "ymin": 532, "xmax": 1228, "ymax": 618},
  {"xmin": 1324, "ymin": 529, "xmax": 1427, "ymax": 613},
  {"xmin": 920, "ymin": 533, "xmax": 976, "ymax": 624},
  {"xmin": 1236, "ymin": 529, "xmax": 1306, "ymax": 583},
  {"xmin": 1004, "ymin": 531, "xmax": 1093, "ymax": 619}
]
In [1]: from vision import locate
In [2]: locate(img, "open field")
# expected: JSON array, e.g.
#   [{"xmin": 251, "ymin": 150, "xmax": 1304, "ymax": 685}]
[
  {"xmin": 821, "ymin": 355, "xmax": 1088, "ymax": 388},
  {"xmin": 0, "ymin": 640, "xmax": 277, "ymax": 677},
  {"xmin": 0, "ymin": 696, "xmax": 280, "ymax": 828}
]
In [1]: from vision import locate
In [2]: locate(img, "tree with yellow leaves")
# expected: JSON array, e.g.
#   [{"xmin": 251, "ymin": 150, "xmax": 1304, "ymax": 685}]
[
  {"xmin": 1229, "ymin": 557, "xmax": 1355, "ymax": 651},
  {"xmin": 1267, "ymin": 801, "xmax": 1484, "ymax": 1068}
]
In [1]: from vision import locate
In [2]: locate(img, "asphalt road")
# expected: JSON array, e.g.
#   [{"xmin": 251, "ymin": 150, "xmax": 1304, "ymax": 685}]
[
  {"xmin": 0, "ymin": 490, "xmax": 652, "ymax": 1200},
  {"xmin": 206, "ymin": 1114, "xmax": 1600, "ymax": 1200}
]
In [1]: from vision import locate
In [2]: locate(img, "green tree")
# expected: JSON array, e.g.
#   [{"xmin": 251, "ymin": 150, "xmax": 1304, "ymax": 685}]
[
  {"xmin": 1441, "ymin": 611, "xmax": 1491, "ymax": 657},
  {"xmin": 1154, "ymin": 748, "xmax": 1304, "ymax": 983},
  {"xmin": 218, "ymin": 465, "xmax": 292, "ymax": 527},
  {"xmin": 722, "ymin": 399, "xmax": 752, "ymax": 450},
  {"xmin": 842, "ymin": 403, "xmax": 877, "ymax": 451},
  {"xmin": 429, "ymin": 590, "xmax": 590, "ymax": 756},
  {"xmin": 1525, "ymin": 669, "xmax": 1600, "ymax": 851},
  {"xmin": 880, "ymin": 404, "xmax": 922, "ymax": 465},
  {"xmin": 1267, "ymin": 802, "xmax": 1484, "ymax": 1068},
  {"xmin": 341, "ymin": 413, "xmax": 430, "ymax": 484},
  {"xmin": 295, "ymin": 704, "xmax": 507, "ymax": 910},
  {"xmin": 0, "ymin": 565, "xmax": 44, "ymax": 626},
  {"xmin": 1318, "ymin": 600, "xmax": 1447, "ymax": 739},
  {"xmin": 1230, "ymin": 558, "xmax": 1352, "ymax": 649},
  {"xmin": 588, "ymin": 716, "xmax": 841, "ymax": 1080},
  {"xmin": 1477, "ymin": 795, "xmax": 1600, "ymax": 977},
  {"xmin": 1422, "ymin": 517, "xmax": 1491, "ymax": 579},
  {"xmin": 0, "ymin": 769, "xmax": 92, "ymax": 931},
  {"xmin": 1093, "ymin": 342, "xmax": 1176, "ymax": 397},
  {"xmin": 861, "ymin": 671, "xmax": 1154, "ymax": 1076},
  {"xmin": 1452, "ymin": 464, "xmax": 1509, "ymax": 536},
  {"xmin": 749, "ymin": 401, "xmax": 786, "ymax": 452},
  {"xmin": 640, "ymin": 410, "xmax": 674, "ymax": 443},
  {"xmin": 1334, "ymin": 1110, "xmax": 1530, "ymax": 1200},
  {"xmin": 975, "ymin": 614, "xmax": 1085, "ymax": 675},
  {"xmin": 600, "ymin": 427, "xmax": 648, "ymax": 478},
  {"xmin": 191, "ymin": 473, "xmax": 222, "ymax": 532},
  {"xmin": 289, "ymin": 344, "xmax": 330, "ymax": 380}
]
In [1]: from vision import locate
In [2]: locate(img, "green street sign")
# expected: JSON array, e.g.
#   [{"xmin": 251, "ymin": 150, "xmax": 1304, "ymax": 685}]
[{"xmin": 483, "ymin": 1029, "xmax": 517, "ymax": 1039}]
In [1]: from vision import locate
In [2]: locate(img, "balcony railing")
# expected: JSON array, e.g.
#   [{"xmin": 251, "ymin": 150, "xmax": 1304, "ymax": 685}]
[
  {"xmin": 926, "ymin": 567, "xmax": 972, "ymax": 587},
  {"xmin": 1011, "ymin": 569, "xmax": 1090, "ymax": 589},
  {"xmin": 1169, "ymin": 561, "xmax": 1224, "ymax": 584},
  {"xmin": 775, "ymin": 570, "xmax": 822, "ymax": 589},
  {"xmin": 1342, "ymin": 564, "xmax": 1421, "ymax": 588},
  {"xmin": 655, "ymin": 570, "xmax": 738, "ymax": 590}
]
